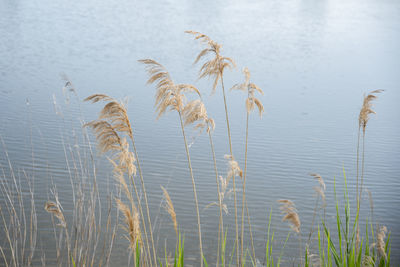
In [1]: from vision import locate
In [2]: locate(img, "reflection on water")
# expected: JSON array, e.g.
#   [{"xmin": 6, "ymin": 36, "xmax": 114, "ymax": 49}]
[{"xmin": 1, "ymin": 0, "xmax": 399, "ymax": 264}]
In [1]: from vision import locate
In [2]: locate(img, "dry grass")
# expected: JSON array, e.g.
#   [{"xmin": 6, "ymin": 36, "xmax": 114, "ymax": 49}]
[{"xmin": 0, "ymin": 32, "xmax": 393, "ymax": 267}]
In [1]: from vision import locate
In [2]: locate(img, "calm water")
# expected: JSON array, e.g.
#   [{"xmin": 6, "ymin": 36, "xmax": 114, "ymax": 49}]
[{"xmin": 1, "ymin": 0, "xmax": 399, "ymax": 265}]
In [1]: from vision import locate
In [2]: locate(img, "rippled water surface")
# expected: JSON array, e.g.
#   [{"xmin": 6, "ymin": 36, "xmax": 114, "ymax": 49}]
[{"xmin": 1, "ymin": 0, "xmax": 399, "ymax": 265}]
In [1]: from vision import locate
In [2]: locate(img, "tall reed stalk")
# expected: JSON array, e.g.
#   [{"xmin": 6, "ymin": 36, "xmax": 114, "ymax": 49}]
[
  {"xmin": 356, "ymin": 90, "xmax": 382, "ymax": 210},
  {"xmin": 181, "ymin": 98, "xmax": 225, "ymax": 266},
  {"xmin": 185, "ymin": 30, "xmax": 241, "ymax": 266},
  {"xmin": 139, "ymin": 59, "xmax": 204, "ymax": 267},
  {"xmin": 231, "ymin": 67, "xmax": 264, "ymax": 264}
]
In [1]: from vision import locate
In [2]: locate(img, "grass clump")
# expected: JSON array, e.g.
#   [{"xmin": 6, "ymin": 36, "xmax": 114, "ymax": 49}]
[{"xmin": 0, "ymin": 32, "xmax": 393, "ymax": 267}]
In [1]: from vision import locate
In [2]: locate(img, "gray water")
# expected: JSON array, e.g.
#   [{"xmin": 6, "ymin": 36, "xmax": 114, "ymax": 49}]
[{"xmin": 1, "ymin": 0, "xmax": 399, "ymax": 265}]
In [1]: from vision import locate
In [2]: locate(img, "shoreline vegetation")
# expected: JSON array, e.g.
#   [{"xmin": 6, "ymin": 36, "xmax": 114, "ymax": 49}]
[{"xmin": 0, "ymin": 32, "xmax": 391, "ymax": 266}]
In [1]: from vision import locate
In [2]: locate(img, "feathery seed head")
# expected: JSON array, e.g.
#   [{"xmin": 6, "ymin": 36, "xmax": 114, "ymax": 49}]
[
  {"xmin": 359, "ymin": 90, "xmax": 383, "ymax": 134},
  {"xmin": 161, "ymin": 186, "xmax": 178, "ymax": 236},
  {"xmin": 231, "ymin": 67, "xmax": 264, "ymax": 117},
  {"xmin": 310, "ymin": 173, "xmax": 326, "ymax": 205},
  {"xmin": 182, "ymin": 99, "xmax": 215, "ymax": 133},
  {"xmin": 115, "ymin": 198, "xmax": 141, "ymax": 251},
  {"xmin": 278, "ymin": 199, "xmax": 301, "ymax": 233},
  {"xmin": 139, "ymin": 59, "xmax": 201, "ymax": 118},
  {"xmin": 224, "ymin": 154, "xmax": 243, "ymax": 180},
  {"xmin": 186, "ymin": 30, "xmax": 236, "ymax": 94},
  {"xmin": 84, "ymin": 120, "xmax": 122, "ymax": 154},
  {"xmin": 377, "ymin": 226, "xmax": 388, "ymax": 260}
]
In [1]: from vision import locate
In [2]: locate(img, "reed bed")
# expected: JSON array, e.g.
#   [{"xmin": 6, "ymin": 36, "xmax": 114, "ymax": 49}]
[{"xmin": 0, "ymin": 32, "xmax": 393, "ymax": 267}]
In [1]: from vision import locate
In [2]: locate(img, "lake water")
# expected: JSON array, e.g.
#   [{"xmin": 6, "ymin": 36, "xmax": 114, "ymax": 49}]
[{"xmin": 1, "ymin": 0, "xmax": 399, "ymax": 265}]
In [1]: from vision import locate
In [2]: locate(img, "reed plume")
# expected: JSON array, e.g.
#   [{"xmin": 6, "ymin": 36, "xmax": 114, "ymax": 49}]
[
  {"xmin": 85, "ymin": 94, "xmax": 156, "ymax": 265},
  {"xmin": 115, "ymin": 198, "xmax": 141, "ymax": 252},
  {"xmin": 376, "ymin": 226, "xmax": 387, "ymax": 260},
  {"xmin": 185, "ymin": 31, "xmax": 236, "ymax": 94},
  {"xmin": 232, "ymin": 67, "xmax": 264, "ymax": 262},
  {"xmin": 278, "ymin": 199, "xmax": 301, "ymax": 233},
  {"xmin": 139, "ymin": 58, "xmax": 204, "ymax": 266},
  {"xmin": 356, "ymin": 90, "xmax": 383, "ymax": 211},
  {"xmin": 161, "ymin": 186, "xmax": 178, "ymax": 237}
]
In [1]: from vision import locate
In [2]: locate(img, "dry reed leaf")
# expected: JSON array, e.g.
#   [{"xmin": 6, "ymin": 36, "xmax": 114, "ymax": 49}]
[
  {"xmin": 84, "ymin": 94, "xmax": 114, "ymax": 103},
  {"xmin": 277, "ymin": 199, "xmax": 301, "ymax": 233},
  {"xmin": 44, "ymin": 201, "xmax": 66, "ymax": 228},
  {"xmin": 161, "ymin": 186, "xmax": 178, "ymax": 236}
]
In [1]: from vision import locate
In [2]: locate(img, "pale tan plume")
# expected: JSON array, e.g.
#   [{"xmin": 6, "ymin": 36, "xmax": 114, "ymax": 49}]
[
  {"xmin": 185, "ymin": 30, "xmax": 236, "ymax": 94},
  {"xmin": 377, "ymin": 226, "xmax": 388, "ymax": 260},
  {"xmin": 84, "ymin": 96, "xmax": 137, "ymax": 176},
  {"xmin": 182, "ymin": 99, "xmax": 215, "ymax": 133},
  {"xmin": 358, "ymin": 89, "xmax": 383, "ymax": 134},
  {"xmin": 44, "ymin": 201, "xmax": 66, "ymax": 228},
  {"xmin": 161, "ymin": 186, "xmax": 178, "ymax": 236},
  {"xmin": 224, "ymin": 154, "xmax": 243, "ymax": 180},
  {"xmin": 85, "ymin": 94, "xmax": 134, "ymax": 139},
  {"xmin": 139, "ymin": 59, "xmax": 201, "ymax": 118},
  {"xmin": 310, "ymin": 173, "xmax": 326, "ymax": 204},
  {"xmin": 115, "ymin": 198, "xmax": 141, "ymax": 251},
  {"xmin": 84, "ymin": 120, "xmax": 122, "ymax": 154},
  {"xmin": 278, "ymin": 199, "xmax": 301, "ymax": 233},
  {"xmin": 231, "ymin": 67, "xmax": 264, "ymax": 117}
]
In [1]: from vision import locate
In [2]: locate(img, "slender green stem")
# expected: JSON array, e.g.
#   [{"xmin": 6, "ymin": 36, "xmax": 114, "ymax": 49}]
[
  {"xmin": 130, "ymin": 135, "xmax": 157, "ymax": 266},
  {"xmin": 178, "ymin": 111, "xmax": 203, "ymax": 267}
]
